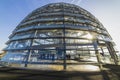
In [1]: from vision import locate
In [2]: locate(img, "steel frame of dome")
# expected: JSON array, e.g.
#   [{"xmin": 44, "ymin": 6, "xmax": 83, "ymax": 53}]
[{"xmin": 2, "ymin": 2, "xmax": 119, "ymax": 70}]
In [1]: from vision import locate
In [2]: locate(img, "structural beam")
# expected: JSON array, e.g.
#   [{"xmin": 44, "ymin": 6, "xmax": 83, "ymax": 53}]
[
  {"xmin": 106, "ymin": 42, "xmax": 118, "ymax": 65},
  {"xmin": 93, "ymin": 40, "xmax": 103, "ymax": 70}
]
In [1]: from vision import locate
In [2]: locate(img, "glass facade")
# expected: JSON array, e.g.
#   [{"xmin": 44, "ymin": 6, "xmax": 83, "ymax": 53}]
[{"xmin": 2, "ymin": 3, "xmax": 119, "ymax": 70}]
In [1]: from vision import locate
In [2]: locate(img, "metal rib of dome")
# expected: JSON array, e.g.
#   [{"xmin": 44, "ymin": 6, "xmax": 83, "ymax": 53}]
[{"xmin": 2, "ymin": 2, "xmax": 118, "ymax": 70}]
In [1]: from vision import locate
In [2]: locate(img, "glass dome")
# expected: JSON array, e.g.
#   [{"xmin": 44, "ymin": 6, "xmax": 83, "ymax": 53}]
[{"xmin": 2, "ymin": 2, "xmax": 118, "ymax": 70}]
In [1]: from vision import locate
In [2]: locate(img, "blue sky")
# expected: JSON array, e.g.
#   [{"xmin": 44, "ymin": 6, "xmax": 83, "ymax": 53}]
[{"xmin": 0, "ymin": 0, "xmax": 120, "ymax": 52}]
